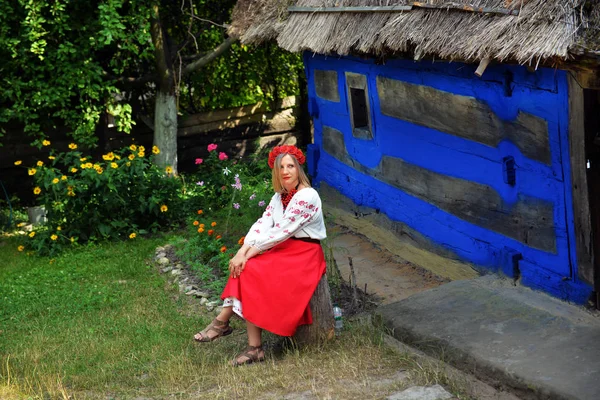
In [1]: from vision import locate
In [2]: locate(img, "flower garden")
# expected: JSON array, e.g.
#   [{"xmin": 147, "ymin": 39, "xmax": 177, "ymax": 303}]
[{"xmin": 8, "ymin": 140, "xmax": 274, "ymax": 295}]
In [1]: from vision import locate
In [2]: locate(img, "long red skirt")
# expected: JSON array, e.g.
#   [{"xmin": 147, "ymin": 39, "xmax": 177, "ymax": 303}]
[{"xmin": 221, "ymin": 238, "xmax": 326, "ymax": 337}]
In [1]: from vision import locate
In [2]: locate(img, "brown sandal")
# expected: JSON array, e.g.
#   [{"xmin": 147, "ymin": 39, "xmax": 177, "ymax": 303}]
[
  {"xmin": 231, "ymin": 345, "xmax": 265, "ymax": 366},
  {"xmin": 194, "ymin": 318, "xmax": 233, "ymax": 342}
]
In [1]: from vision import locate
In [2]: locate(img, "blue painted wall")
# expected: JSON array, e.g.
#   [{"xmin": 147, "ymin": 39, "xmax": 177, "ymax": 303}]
[{"xmin": 304, "ymin": 53, "xmax": 593, "ymax": 303}]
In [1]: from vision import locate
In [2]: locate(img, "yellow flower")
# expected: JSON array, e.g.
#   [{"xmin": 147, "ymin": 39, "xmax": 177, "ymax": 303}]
[
  {"xmin": 160, "ymin": 204, "xmax": 168, "ymax": 212},
  {"xmin": 102, "ymin": 152, "xmax": 115, "ymax": 161},
  {"xmin": 137, "ymin": 151, "xmax": 145, "ymax": 157},
  {"xmin": 93, "ymin": 164, "xmax": 101, "ymax": 170},
  {"xmin": 96, "ymin": 168, "xmax": 104, "ymax": 175},
  {"xmin": 17, "ymin": 245, "xmax": 24, "ymax": 252},
  {"xmin": 52, "ymin": 178, "xmax": 59, "ymax": 184},
  {"xmin": 110, "ymin": 162, "xmax": 118, "ymax": 169},
  {"xmin": 61, "ymin": 176, "xmax": 67, "ymax": 181},
  {"xmin": 28, "ymin": 168, "xmax": 37, "ymax": 175},
  {"xmin": 33, "ymin": 187, "xmax": 41, "ymax": 195},
  {"xmin": 129, "ymin": 144, "xmax": 137, "ymax": 151},
  {"xmin": 17, "ymin": 222, "xmax": 26, "ymax": 227},
  {"xmin": 50, "ymin": 234, "xmax": 58, "ymax": 241},
  {"xmin": 128, "ymin": 154, "xmax": 135, "ymax": 161},
  {"xmin": 67, "ymin": 191, "xmax": 75, "ymax": 197},
  {"xmin": 80, "ymin": 164, "xmax": 87, "ymax": 169},
  {"xmin": 36, "ymin": 161, "xmax": 44, "ymax": 167},
  {"xmin": 57, "ymin": 226, "xmax": 62, "ymax": 231},
  {"xmin": 126, "ymin": 162, "xmax": 131, "ymax": 167},
  {"xmin": 70, "ymin": 237, "xmax": 75, "ymax": 243},
  {"xmin": 152, "ymin": 146, "xmax": 160, "ymax": 154},
  {"xmin": 165, "ymin": 166, "xmax": 173, "ymax": 174},
  {"xmin": 115, "ymin": 155, "xmax": 121, "ymax": 160},
  {"xmin": 71, "ymin": 167, "xmax": 78, "ymax": 173},
  {"xmin": 80, "ymin": 157, "xmax": 87, "ymax": 162},
  {"xmin": 48, "ymin": 156, "xmax": 55, "ymax": 160},
  {"xmin": 85, "ymin": 162, "xmax": 93, "ymax": 169},
  {"xmin": 14, "ymin": 160, "xmax": 22, "ymax": 166},
  {"xmin": 129, "ymin": 233, "xmax": 136, "ymax": 239},
  {"xmin": 69, "ymin": 143, "xmax": 78, "ymax": 150},
  {"xmin": 42, "ymin": 140, "xmax": 51, "ymax": 146},
  {"xmin": 29, "ymin": 231, "xmax": 35, "ymax": 238}
]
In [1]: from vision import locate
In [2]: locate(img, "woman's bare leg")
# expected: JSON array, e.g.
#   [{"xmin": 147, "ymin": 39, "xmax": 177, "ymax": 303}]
[
  {"xmin": 246, "ymin": 320, "xmax": 262, "ymax": 347},
  {"xmin": 216, "ymin": 305, "xmax": 234, "ymax": 323}
]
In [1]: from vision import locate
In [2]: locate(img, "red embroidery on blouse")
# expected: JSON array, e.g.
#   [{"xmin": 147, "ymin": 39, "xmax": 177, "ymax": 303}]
[{"xmin": 254, "ymin": 229, "xmax": 260, "ymax": 233}]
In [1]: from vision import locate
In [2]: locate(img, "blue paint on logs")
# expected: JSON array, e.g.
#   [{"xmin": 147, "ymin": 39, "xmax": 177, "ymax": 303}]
[{"xmin": 304, "ymin": 52, "xmax": 593, "ymax": 303}]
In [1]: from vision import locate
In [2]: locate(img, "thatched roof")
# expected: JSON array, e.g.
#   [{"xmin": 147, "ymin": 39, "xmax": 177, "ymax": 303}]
[{"xmin": 229, "ymin": 0, "xmax": 600, "ymax": 66}]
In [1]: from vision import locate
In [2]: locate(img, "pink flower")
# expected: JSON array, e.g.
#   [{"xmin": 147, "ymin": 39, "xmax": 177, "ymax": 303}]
[
  {"xmin": 195, "ymin": 158, "xmax": 203, "ymax": 165},
  {"xmin": 258, "ymin": 200, "xmax": 266, "ymax": 207},
  {"xmin": 207, "ymin": 143, "xmax": 218, "ymax": 152},
  {"xmin": 233, "ymin": 203, "xmax": 240, "ymax": 209},
  {"xmin": 218, "ymin": 152, "xmax": 228, "ymax": 161}
]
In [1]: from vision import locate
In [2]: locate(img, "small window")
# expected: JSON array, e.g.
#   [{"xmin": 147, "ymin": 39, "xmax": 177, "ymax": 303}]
[
  {"xmin": 350, "ymin": 88, "xmax": 369, "ymax": 129},
  {"xmin": 345, "ymin": 72, "xmax": 372, "ymax": 140}
]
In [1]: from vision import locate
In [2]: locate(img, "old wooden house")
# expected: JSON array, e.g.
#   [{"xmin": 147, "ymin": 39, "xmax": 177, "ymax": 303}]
[{"xmin": 229, "ymin": 1, "xmax": 600, "ymax": 306}]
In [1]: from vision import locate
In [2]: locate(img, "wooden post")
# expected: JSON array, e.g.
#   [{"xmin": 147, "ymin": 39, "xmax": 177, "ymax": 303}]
[{"xmin": 293, "ymin": 274, "xmax": 335, "ymax": 346}]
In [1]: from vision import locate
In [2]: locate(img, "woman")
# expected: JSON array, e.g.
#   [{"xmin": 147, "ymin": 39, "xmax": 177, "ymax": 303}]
[{"xmin": 193, "ymin": 145, "xmax": 327, "ymax": 366}]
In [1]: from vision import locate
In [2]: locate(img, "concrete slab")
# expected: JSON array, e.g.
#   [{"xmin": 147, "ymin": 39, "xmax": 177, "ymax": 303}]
[{"xmin": 376, "ymin": 276, "xmax": 600, "ymax": 400}]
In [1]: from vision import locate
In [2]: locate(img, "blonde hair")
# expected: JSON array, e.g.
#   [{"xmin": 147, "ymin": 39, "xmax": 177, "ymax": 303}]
[{"xmin": 272, "ymin": 153, "xmax": 311, "ymax": 193}]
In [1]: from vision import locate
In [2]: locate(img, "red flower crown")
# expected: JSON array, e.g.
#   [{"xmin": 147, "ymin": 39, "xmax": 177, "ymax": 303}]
[{"xmin": 268, "ymin": 145, "xmax": 306, "ymax": 169}]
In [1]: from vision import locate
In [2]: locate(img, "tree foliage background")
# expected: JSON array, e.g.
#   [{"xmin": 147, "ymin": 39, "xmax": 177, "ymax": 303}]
[{"xmin": 0, "ymin": 0, "xmax": 303, "ymax": 149}]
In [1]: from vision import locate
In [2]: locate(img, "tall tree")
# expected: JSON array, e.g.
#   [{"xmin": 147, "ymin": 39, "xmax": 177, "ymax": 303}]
[{"xmin": 0, "ymin": 0, "xmax": 237, "ymax": 173}]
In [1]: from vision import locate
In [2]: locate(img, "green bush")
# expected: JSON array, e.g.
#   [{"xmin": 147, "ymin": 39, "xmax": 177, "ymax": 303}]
[{"xmin": 16, "ymin": 142, "xmax": 184, "ymax": 255}]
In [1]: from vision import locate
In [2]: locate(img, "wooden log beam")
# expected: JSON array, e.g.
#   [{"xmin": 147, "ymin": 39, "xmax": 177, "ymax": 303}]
[{"xmin": 288, "ymin": 3, "xmax": 520, "ymax": 16}]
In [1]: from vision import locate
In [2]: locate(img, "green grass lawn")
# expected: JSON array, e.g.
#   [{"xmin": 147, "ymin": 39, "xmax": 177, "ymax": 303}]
[{"xmin": 0, "ymin": 235, "xmax": 469, "ymax": 400}]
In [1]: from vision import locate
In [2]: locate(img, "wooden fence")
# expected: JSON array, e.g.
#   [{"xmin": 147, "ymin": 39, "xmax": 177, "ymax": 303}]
[{"xmin": 0, "ymin": 96, "xmax": 308, "ymax": 204}]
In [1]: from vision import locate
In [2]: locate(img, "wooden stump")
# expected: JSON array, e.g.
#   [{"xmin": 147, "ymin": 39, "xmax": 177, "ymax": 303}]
[{"xmin": 293, "ymin": 274, "xmax": 335, "ymax": 346}]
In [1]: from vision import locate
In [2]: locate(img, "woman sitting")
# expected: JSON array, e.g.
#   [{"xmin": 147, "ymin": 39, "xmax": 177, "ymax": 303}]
[{"xmin": 194, "ymin": 145, "xmax": 327, "ymax": 366}]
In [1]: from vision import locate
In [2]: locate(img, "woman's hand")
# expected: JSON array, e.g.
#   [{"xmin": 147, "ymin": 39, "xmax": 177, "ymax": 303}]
[{"xmin": 229, "ymin": 254, "xmax": 246, "ymax": 278}]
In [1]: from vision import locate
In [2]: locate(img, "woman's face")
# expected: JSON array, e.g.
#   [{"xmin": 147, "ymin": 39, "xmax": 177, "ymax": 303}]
[{"xmin": 280, "ymin": 154, "xmax": 299, "ymax": 191}]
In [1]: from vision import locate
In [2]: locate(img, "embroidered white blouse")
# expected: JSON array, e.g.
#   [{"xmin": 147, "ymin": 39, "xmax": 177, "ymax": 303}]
[{"xmin": 243, "ymin": 187, "xmax": 327, "ymax": 251}]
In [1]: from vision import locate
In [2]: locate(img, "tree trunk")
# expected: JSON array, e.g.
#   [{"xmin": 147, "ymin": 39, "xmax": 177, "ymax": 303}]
[
  {"xmin": 154, "ymin": 91, "xmax": 178, "ymax": 173},
  {"xmin": 150, "ymin": 5, "xmax": 178, "ymax": 174},
  {"xmin": 293, "ymin": 274, "xmax": 335, "ymax": 346}
]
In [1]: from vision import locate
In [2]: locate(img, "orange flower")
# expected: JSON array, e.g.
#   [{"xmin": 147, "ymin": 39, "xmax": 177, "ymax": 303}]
[
  {"xmin": 198, "ymin": 228, "xmax": 204, "ymax": 233},
  {"xmin": 238, "ymin": 236, "xmax": 245, "ymax": 245},
  {"xmin": 216, "ymin": 235, "xmax": 222, "ymax": 239},
  {"xmin": 197, "ymin": 209, "xmax": 203, "ymax": 215},
  {"xmin": 220, "ymin": 246, "xmax": 227, "ymax": 253},
  {"xmin": 193, "ymin": 220, "xmax": 199, "ymax": 226},
  {"xmin": 208, "ymin": 229, "xmax": 214, "ymax": 236},
  {"xmin": 211, "ymin": 221, "xmax": 216, "ymax": 227}
]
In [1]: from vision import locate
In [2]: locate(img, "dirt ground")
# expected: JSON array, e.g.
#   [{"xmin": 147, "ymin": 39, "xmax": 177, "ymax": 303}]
[{"xmin": 327, "ymin": 224, "xmax": 449, "ymax": 311}]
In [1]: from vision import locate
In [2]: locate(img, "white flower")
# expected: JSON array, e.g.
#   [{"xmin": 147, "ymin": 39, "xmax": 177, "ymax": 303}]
[{"xmin": 222, "ymin": 167, "xmax": 231, "ymax": 176}]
